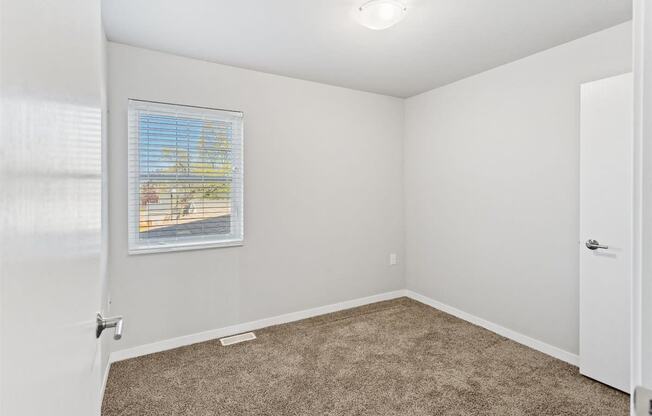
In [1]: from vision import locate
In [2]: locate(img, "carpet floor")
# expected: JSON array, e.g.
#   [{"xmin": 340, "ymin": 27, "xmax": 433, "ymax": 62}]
[{"xmin": 102, "ymin": 298, "xmax": 628, "ymax": 415}]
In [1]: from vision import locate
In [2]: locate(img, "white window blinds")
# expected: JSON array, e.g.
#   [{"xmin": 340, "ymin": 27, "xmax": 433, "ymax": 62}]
[{"xmin": 128, "ymin": 99, "xmax": 243, "ymax": 254}]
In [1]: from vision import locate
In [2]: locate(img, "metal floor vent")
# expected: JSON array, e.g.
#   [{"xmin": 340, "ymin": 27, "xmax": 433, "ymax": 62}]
[{"xmin": 219, "ymin": 332, "xmax": 256, "ymax": 346}]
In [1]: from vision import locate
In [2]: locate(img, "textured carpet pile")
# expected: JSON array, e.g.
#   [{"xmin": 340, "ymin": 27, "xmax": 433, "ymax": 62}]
[{"xmin": 102, "ymin": 298, "xmax": 628, "ymax": 415}]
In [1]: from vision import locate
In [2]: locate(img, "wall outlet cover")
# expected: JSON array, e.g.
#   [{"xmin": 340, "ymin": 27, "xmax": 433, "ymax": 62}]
[{"xmin": 634, "ymin": 386, "xmax": 652, "ymax": 415}]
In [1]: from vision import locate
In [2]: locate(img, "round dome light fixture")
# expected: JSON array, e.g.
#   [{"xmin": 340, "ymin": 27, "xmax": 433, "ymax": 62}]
[{"xmin": 357, "ymin": 0, "xmax": 407, "ymax": 30}]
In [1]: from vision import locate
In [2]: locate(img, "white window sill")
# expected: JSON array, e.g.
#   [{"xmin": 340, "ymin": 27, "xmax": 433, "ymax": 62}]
[{"xmin": 128, "ymin": 239, "xmax": 244, "ymax": 255}]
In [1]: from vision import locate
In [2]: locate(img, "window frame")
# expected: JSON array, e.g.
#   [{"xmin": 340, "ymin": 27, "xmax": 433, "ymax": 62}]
[{"xmin": 127, "ymin": 99, "xmax": 244, "ymax": 255}]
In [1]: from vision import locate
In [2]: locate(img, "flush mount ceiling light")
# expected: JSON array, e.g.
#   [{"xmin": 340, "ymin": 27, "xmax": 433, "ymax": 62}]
[{"xmin": 357, "ymin": 0, "xmax": 407, "ymax": 30}]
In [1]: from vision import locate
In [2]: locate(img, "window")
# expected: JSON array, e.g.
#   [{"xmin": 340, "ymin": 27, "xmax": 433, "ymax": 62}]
[{"xmin": 128, "ymin": 99, "xmax": 243, "ymax": 254}]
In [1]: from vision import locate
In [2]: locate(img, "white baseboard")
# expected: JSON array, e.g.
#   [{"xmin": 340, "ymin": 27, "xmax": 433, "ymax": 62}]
[
  {"xmin": 110, "ymin": 289, "xmax": 408, "ymax": 363},
  {"xmin": 405, "ymin": 290, "xmax": 579, "ymax": 366},
  {"xmin": 109, "ymin": 288, "xmax": 578, "ymax": 368}
]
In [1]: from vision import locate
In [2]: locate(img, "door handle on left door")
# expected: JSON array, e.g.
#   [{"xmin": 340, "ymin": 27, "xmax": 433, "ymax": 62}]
[
  {"xmin": 585, "ymin": 239, "xmax": 609, "ymax": 250},
  {"xmin": 96, "ymin": 313, "xmax": 123, "ymax": 340}
]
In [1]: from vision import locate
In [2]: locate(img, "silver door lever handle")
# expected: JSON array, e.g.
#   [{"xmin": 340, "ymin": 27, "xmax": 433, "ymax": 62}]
[
  {"xmin": 585, "ymin": 239, "xmax": 608, "ymax": 250},
  {"xmin": 96, "ymin": 313, "xmax": 123, "ymax": 340}
]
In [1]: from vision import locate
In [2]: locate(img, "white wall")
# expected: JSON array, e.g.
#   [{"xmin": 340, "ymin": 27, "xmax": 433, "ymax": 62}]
[
  {"xmin": 107, "ymin": 43, "xmax": 405, "ymax": 351},
  {"xmin": 404, "ymin": 22, "xmax": 632, "ymax": 355}
]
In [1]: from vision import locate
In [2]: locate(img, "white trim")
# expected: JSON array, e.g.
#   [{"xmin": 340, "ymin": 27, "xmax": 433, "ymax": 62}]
[
  {"xmin": 100, "ymin": 360, "xmax": 111, "ymax": 410},
  {"xmin": 632, "ymin": 4, "xmax": 652, "ymax": 415},
  {"xmin": 109, "ymin": 288, "xmax": 578, "ymax": 367},
  {"xmin": 110, "ymin": 290, "xmax": 407, "ymax": 362},
  {"xmin": 405, "ymin": 290, "xmax": 579, "ymax": 366}
]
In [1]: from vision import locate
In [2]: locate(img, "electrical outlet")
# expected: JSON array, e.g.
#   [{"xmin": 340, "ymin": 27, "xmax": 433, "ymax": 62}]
[
  {"xmin": 634, "ymin": 386, "xmax": 652, "ymax": 415},
  {"xmin": 389, "ymin": 253, "xmax": 397, "ymax": 266}
]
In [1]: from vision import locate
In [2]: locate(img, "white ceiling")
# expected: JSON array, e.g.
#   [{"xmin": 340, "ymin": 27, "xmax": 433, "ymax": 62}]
[{"xmin": 102, "ymin": 0, "xmax": 632, "ymax": 98}]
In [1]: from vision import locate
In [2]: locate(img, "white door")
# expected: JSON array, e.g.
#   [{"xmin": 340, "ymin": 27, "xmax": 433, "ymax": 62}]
[
  {"xmin": 579, "ymin": 73, "xmax": 633, "ymax": 393},
  {"xmin": 0, "ymin": 0, "xmax": 108, "ymax": 415}
]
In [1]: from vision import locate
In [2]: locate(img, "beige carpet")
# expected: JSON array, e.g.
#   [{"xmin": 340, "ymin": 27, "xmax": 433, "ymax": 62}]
[{"xmin": 102, "ymin": 298, "xmax": 628, "ymax": 415}]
